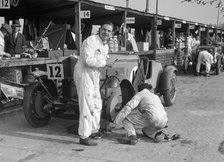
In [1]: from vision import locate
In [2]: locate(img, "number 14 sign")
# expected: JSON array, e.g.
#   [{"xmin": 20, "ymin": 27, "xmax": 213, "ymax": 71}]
[
  {"xmin": 80, "ymin": 10, "xmax": 91, "ymax": 19},
  {"xmin": 0, "ymin": 0, "xmax": 10, "ymax": 9}
]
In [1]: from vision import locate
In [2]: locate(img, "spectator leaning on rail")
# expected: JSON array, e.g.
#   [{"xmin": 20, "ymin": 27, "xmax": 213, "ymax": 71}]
[
  {"xmin": 196, "ymin": 49, "xmax": 214, "ymax": 77},
  {"xmin": 5, "ymin": 19, "xmax": 26, "ymax": 57},
  {"xmin": 0, "ymin": 24, "xmax": 12, "ymax": 58},
  {"xmin": 73, "ymin": 21, "xmax": 113, "ymax": 146},
  {"xmin": 110, "ymin": 83, "xmax": 169, "ymax": 145}
]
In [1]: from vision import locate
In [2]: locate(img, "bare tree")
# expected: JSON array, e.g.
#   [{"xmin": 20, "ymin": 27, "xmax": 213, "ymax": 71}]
[{"xmin": 181, "ymin": 0, "xmax": 223, "ymax": 11}]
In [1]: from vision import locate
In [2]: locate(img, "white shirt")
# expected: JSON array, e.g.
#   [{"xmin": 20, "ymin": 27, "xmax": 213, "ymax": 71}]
[
  {"xmin": 199, "ymin": 50, "xmax": 214, "ymax": 65},
  {"xmin": 0, "ymin": 31, "xmax": 6, "ymax": 55},
  {"xmin": 114, "ymin": 89, "xmax": 167, "ymax": 125}
]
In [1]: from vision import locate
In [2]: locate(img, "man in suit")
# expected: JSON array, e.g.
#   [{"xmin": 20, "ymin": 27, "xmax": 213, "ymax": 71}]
[{"xmin": 5, "ymin": 19, "xmax": 26, "ymax": 57}]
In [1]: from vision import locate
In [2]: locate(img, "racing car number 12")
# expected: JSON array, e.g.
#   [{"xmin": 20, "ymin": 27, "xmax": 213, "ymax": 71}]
[{"xmin": 47, "ymin": 64, "xmax": 64, "ymax": 80}]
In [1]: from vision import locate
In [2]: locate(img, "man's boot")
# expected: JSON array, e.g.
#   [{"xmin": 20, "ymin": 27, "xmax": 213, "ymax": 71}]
[
  {"xmin": 79, "ymin": 138, "xmax": 97, "ymax": 146},
  {"xmin": 204, "ymin": 72, "xmax": 210, "ymax": 77},
  {"xmin": 117, "ymin": 135, "xmax": 138, "ymax": 145}
]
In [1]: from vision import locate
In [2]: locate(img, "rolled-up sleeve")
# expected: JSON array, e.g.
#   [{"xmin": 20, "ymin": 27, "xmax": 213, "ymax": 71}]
[{"xmin": 114, "ymin": 94, "xmax": 141, "ymax": 125}]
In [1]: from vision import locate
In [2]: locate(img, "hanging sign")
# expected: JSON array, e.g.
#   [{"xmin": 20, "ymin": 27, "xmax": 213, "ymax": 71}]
[
  {"xmin": 105, "ymin": 5, "xmax": 115, "ymax": 11},
  {"xmin": 175, "ymin": 23, "xmax": 181, "ymax": 28},
  {"xmin": 209, "ymin": 29, "xmax": 213, "ymax": 33},
  {"xmin": 189, "ymin": 25, "xmax": 195, "ymax": 30},
  {"xmin": 126, "ymin": 17, "xmax": 135, "ymax": 24},
  {"xmin": 80, "ymin": 10, "xmax": 91, "ymax": 19},
  {"xmin": 0, "ymin": 0, "xmax": 10, "ymax": 9},
  {"xmin": 157, "ymin": 19, "xmax": 162, "ymax": 25},
  {"xmin": 201, "ymin": 28, "xmax": 206, "ymax": 31}
]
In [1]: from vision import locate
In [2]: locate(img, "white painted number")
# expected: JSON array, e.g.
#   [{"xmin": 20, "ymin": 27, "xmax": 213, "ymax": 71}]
[
  {"xmin": 0, "ymin": 0, "xmax": 10, "ymax": 9},
  {"xmin": 47, "ymin": 64, "xmax": 64, "ymax": 80}
]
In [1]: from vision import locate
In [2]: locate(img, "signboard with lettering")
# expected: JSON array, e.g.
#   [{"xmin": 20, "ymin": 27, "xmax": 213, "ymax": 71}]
[
  {"xmin": 201, "ymin": 28, "xmax": 206, "ymax": 31},
  {"xmin": 126, "ymin": 17, "xmax": 135, "ymax": 24},
  {"xmin": 80, "ymin": 10, "xmax": 91, "ymax": 19},
  {"xmin": 189, "ymin": 25, "xmax": 195, "ymax": 30},
  {"xmin": 105, "ymin": 5, "xmax": 115, "ymax": 10},
  {"xmin": 157, "ymin": 19, "xmax": 162, "ymax": 25},
  {"xmin": 175, "ymin": 23, "xmax": 181, "ymax": 28},
  {"xmin": 0, "ymin": 0, "xmax": 10, "ymax": 9},
  {"xmin": 209, "ymin": 29, "xmax": 213, "ymax": 33}
]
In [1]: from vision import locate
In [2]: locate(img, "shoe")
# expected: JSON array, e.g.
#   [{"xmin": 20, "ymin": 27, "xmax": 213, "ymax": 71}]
[
  {"xmin": 204, "ymin": 73, "xmax": 210, "ymax": 77},
  {"xmin": 89, "ymin": 131, "xmax": 103, "ymax": 139},
  {"xmin": 195, "ymin": 72, "xmax": 199, "ymax": 76},
  {"xmin": 79, "ymin": 138, "xmax": 97, "ymax": 146},
  {"xmin": 117, "ymin": 135, "xmax": 138, "ymax": 145}
]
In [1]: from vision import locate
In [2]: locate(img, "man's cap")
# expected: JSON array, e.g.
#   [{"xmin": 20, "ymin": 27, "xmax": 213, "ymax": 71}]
[
  {"xmin": 1, "ymin": 23, "xmax": 12, "ymax": 34},
  {"xmin": 11, "ymin": 19, "xmax": 21, "ymax": 27}
]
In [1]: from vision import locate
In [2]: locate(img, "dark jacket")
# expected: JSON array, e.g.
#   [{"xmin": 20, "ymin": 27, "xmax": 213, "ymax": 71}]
[{"xmin": 5, "ymin": 32, "xmax": 26, "ymax": 56}]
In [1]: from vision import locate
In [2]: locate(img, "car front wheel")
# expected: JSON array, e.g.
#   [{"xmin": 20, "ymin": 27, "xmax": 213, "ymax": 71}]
[
  {"xmin": 163, "ymin": 72, "xmax": 177, "ymax": 106},
  {"xmin": 23, "ymin": 82, "xmax": 51, "ymax": 127}
]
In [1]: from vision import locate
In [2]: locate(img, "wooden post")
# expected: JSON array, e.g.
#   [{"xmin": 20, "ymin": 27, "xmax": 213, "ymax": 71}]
[
  {"xmin": 172, "ymin": 20, "xmax": 175, "ymax": 49},
  {"xmin": 122, "ymin": 10, "xmax": 127, "ymax": 49},
  {"xmin": 153, "ymin": 0, "xmax": 158, "ymax": 60},
  {"xmin": 75, "ymin": 1, "xmax": 81, "ymax": 55},
  {"xmin": 198, "ymin": 25, "xmax": 201, "ymax": 45},
  {"xmin": 206, "ymin": 27, "xmax": 210, "ymax": 46}
]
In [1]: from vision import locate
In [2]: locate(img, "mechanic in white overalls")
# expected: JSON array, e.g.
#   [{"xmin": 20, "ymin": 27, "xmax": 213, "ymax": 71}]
[
  {"xmin": 73, "ymin": 21, "xmax": 113, "ymax": 146},
  {"xmin": 196, "ymin": 49, "xmax": 214, "ymax": 77},
  {"xmin": 110, "ymin": 83, "xmax": 168, "ymax": 145}
]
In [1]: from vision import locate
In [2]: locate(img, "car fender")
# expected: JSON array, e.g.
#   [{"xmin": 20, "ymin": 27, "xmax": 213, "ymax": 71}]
[
  {"xmin": 26, "ymin": 70, "xmax": 58, "ymax": 99},
  {"xmin": 104, "ymin": 73, "xmax": 127, "ymax": 89},
  {"xmin": 159, "ymin": 65, "xmax": 177, "ymax": 92},
  {"xmin": 23, "ymin": 70, "xmax": 47, "ymax": 84}
]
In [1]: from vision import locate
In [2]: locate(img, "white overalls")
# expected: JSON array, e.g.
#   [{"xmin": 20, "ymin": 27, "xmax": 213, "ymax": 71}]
[
  {"xmin": 196, "ymin": 50, "xmax": 214, "ymax": 73},
  {"xmin": 114, "ymin": 89, "xmax": 168, "ymax": 137},
  {"xmin": 73, "ymin": 35, "xmax": 109, "ymax": 139}
]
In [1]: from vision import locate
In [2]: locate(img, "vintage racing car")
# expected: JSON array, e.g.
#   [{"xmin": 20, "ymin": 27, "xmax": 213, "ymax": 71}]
[{"xmin": 22, "ymin": 53, "xmax": 177, "ymax": 127}]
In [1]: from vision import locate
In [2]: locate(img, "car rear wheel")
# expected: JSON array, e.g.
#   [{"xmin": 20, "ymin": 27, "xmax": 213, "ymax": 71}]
[
  {"xmin": 23, "ymin": 82, "xmax": 51, "ymax": 127},
  {"xmin": 215, "ymin": 58, "xmax": 221, "ymax": 75},
  {"xmin": 163, "ymin": 72, "xmax": 177, "ymax": 106},
  {"xmin": 106, "ymin": 88, "xmax": 122, "ymax": 122}
]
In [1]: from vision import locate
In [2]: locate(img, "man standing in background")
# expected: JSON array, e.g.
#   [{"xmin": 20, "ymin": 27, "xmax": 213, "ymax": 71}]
[{"xmin": 5, "ymin": 19, "xmax": 26, "ymax": 57}]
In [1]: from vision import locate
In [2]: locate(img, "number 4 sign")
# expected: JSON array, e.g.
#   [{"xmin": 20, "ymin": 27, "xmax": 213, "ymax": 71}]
[
  {"xmin": 80, "ymin": 10, "xmax": 91, "ymax": 19},
  {"xmin": 0, "ymin": 0, "xmax": 10, "ymax": 9}
]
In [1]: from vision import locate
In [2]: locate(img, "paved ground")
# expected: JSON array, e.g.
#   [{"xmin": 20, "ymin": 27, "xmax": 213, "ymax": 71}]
[{"xmin": 0, "ymin": 71, "xmax": 224, "ymax": 162}]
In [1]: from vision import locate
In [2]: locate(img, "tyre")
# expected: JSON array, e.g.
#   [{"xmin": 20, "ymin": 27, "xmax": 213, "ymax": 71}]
[
  {"xmin": 23, "ymin": 82, "xmax": 51, "ymax": 127},
  {"xmin": 183, "ymin": 57, "xmax": 189, "ymax": 73},
  {"xmin": 163, "ymin": 72, "xmax": 177, "ymax": 106},
  {"xmin": 215, "ymin": 58, "xmax": 221, "ymax": 75},
  {"xmin": 106, "ymin": 88, "xmax": 122, "ymax": 122}
]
